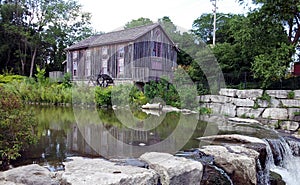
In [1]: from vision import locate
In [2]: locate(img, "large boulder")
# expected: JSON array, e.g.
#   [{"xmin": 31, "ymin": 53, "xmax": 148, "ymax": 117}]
[
  {"xmin": 199, "ymin": 145, "xmax": 259, "ymax": 185},
  {"xmin": 281, "ymin": 99, "xmax": 300, "ymax": 107},
  {"xmin": 200, "ymin": 95, "xmax": 230, "ymax": 103},
  {"xmin": 139, "ymin": 152, "xmax": 203, "ymax": 185},
  {"xmin": 262, "ymin": 108, "xmax": 288, "ymax": 120},
  {"xmin": 219, "ymin": 88, "xmax": 237, "ymax": 97},
  {"xmin": 197, "ymin": 134, "xmax": 265, "ymax": 144},
  {"xmin": 232, "ymin": 98, "xmax": 255, "ymax": 107},
  {"xmin": 62, "ymin": 157, "xmax": 158, "ymax": 185},
  {"xmin": 265, "ymin": 90, "xmax": 291, "ymax": 99},
  {"xmin": 220, "ymin": 103, "xmax": 236, "ymax": 117},
  {"xmin": 0, "ymin": 164, "xmax": 59, "ymax": 185},
  {"xmin": 236, "ymin": 89, "xmax": 263, "ymax": 100},
  {"xmin": 236, "ymin": 107, "xmax": 264, "ymax": 118}
]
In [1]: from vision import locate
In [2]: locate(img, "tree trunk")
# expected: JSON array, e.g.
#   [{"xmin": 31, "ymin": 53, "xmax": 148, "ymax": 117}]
[{"xmin": 29, "ymin": 47, "xmax": 37, "ymax": 77}]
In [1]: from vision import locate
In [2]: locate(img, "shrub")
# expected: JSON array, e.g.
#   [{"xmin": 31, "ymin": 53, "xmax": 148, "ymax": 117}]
[
  {"xmin": 0, "ymin": 87, "xmax": 37, "ymax": 170},
  {"xmin": 95, "ymin": 86, "xmax": 112, "ymax": 106},
  {"xmin": 288, "ymin": 91, "xmax": 295, "ymax": 99}
]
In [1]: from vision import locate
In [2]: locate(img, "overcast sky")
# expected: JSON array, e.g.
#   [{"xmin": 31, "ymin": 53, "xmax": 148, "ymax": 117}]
[{"xmin": 78, "ymin": 0, "xmax": 250, "ymax": 33}]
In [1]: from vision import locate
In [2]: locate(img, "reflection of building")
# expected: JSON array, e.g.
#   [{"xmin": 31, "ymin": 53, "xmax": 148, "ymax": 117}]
[
  {"xmin": 65, "ymin": 23, "xmax": 178, "ymax": 84},
  {"xmin": 67, "ymin": 123, "xmax": 163, "ymax": 158}
]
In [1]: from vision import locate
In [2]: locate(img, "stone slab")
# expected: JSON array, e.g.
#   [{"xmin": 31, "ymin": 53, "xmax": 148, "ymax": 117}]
[
  {"xmin": 281, "ymin": 99, "xmax": 300, "ymax": 107},
  {"xmin": 262, "ymin": 108, "xmax": 288, "ymax": 120},
  {"xmin": 139, "ymin": 152, "xmax": 203, "ymax": 185},
  {"xmin": 236, "ymin": 89, "xmax": 263, "ymax": 100},
  {"xmin": 232, "ymin": 98, "xmax": 255, "ymax": 107},
  {"xmin": 265, "ymin": 90, "xmax": 291, "ymax": 99},
  {"xmin": 62, "ymin": 157, "xmax": 158, "ymax": 185},
  {"xmin": 236, "ymin": 107, "xmax": 264, "ymax": 118},
  {"xmin": 219, "ymin": 88, "xmax": 237, "ymax": 97}
]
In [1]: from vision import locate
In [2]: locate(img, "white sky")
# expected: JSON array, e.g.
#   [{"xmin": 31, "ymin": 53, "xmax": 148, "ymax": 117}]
[{"xmin": 78, "ymin": 0, "xmax": 250, "ymax": 33}]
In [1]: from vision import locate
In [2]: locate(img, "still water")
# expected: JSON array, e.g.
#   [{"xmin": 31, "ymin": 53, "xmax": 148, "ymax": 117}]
[{"xmin": 13, "ymin": 105, "xmax": 215, "ymax": 171}]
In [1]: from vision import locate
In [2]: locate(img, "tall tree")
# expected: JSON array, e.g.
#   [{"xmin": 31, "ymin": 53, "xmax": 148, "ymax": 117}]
[
  {"xmin": 0, "ymin": 0, "xmax": 93, "ymax": 76},
  {"xmin": 124, "ymin": 17, "xmax": 153, "ymax": 29},
  {"xmin": 192, "ymin": 13, "xmax": 240, "ymax": 44}
]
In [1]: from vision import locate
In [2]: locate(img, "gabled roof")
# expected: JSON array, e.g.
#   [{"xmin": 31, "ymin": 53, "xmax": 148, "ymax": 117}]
[{"xmin": 66, "ymin": 23, "xmax": 171, "ymax": 51}]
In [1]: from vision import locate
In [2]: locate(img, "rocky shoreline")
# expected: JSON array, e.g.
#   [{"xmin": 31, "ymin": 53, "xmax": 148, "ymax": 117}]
[{"xmin": 1, "ymin": 134, "xmax": 290, "ymax": 185}]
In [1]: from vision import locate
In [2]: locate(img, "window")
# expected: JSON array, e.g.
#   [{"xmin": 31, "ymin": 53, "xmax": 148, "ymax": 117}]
[
  {"xmin": 72, "ymin": 51, "xmax": 78, "ymax": 76},
  {"xmin": 152, "ymin": 42, "xmax": 162, "ymax": 57},
  {"xmin": 102, "ymin": 60, "xmax": 108, "ymax": 74},
  {"xmin": 118, "ymin": 46, "xmax": 124, "ymax": 58},
  {"xmin": 118, "ymin": 58, "xmax": 124, "ymax": 76},
  {"xmin": 102, "ymin": 46, "xmax": 108, "ymax": 59},
  {"xmin": 85, "ymin": 50, "xmax": 91, "ymax": 76}
]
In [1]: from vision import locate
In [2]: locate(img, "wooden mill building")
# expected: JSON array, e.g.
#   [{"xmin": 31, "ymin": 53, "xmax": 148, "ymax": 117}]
[{"xmin": 65, "ymin": 23, "xmax": 178, "ymax": 84}]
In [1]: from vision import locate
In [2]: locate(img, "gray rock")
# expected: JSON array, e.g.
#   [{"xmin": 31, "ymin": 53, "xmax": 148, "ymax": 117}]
[
  {"xmin": 280, "ymin": 121, "xmax": 299, "ymax": 132},
  {"xmin": 200, "ymin": 95, "xmax": 232, "ymax": 104},
  {"xmin": 220, "ymin": 103, "xmax": 236, "ymax": 117},
  {"xmin": 201, "ymin": 103, "xmax": 222, "ymax": 115},
  {"xmin": 219, "ymin": 88, "xmax": 237, "ymax": 97},
  {"xmin": 0, "ymin": 164, "xmax": 59, "ymax": 185},
  {"xmin": 270, "ymin": 98, "xmax": 281, "ymax": 108},
  {"xmin": 287, "ymin": 108, "xmax": 300, "ymax": 120},
  {"xmin": 236, "ymin": 89, "xmax": 263, "ymax": 100},
  {"xmin": 232, "ymin": 98, "xmax": 255, "ymax": 107},
  {"xmin": 265, "ymin": 90, "xmax": 291, "ymax": 99},
  {"xmin": 262, "ymin": 108, "xmax": 288, "ymax": 120},
  {"xmin": 281, "ymin": 99, "xmax": 300, "ymax": 107},
  {"xmin": 257, "ymin": 99, "xmax": 269, "ymax": 108},
  {"xmin": 228, "ymin": 117, "xmax": 261, "ymax": 124},
  {"xmin": 236, "ymin": 108, "xmax": 264, "ymax": 118},
  {"xmin": 197, "ymin": 134, "xmax": 265, "ymax": 144},
  {"xmin": 63, "ymin": 157, "xmax": 158, "ymax": 185},
  {"xmin": 294, "ymin": 90, "xmax": 300, "ymax": 99},
  {"xmin": 139, "ymin": 152, "xmax": 203, "ymax": 185},
  {"xmin": 200, "ymin": 145, "xmax": 259, "ymax": 185}
]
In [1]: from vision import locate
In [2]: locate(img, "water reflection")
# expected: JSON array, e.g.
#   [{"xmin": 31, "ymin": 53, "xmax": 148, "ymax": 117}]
[{"xmin": 12, "ymin": 106, "xmax": 210, "ymax": 170}]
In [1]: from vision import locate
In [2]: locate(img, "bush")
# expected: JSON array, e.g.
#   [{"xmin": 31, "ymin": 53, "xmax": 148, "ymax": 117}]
[
  {"xmin": 0, "ymin": 87, "xmax": 37, "ymax": 170},
  {"xmin": 95, "ymin": 86, "xmax": 112, "ymax": 106},
  {"xmin": 0, "ymin": 74, "xmax": 26, "ymax": 84}
]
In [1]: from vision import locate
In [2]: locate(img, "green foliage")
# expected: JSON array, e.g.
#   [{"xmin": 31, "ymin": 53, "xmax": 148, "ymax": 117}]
[
  {"xmin": 124, "ymin": 17, "xmax": 153, "ymax": 29},
  {"xmin": 0, "ymin": 74, "xmax": 25, "ymax": 84},
  {"xmin": 95, "ymin": 86, "xmax": 112, "ymax": 106},
  {"xmin": 253, "ymin": 101, "xmax": 260, "ymax": 109},
  {"xmin": 0, "ymin": 87, "xmax": 37, "ymax": 170},
  {"xmin": 197, "ymin": 107, "xmax": 212, "ymax": 114},
  {"xmin": 259, "ymin": 92, "xmax": 271, "ymax": 103},
  {"xmin": 252, "ymin": 43, "xmax": 294, "ymax": 88},
  {"xmin": 144, "ymin": 68, "xmax": 198, "ymax": 109},
  {"xmin": 35, "ymin": 66, "xmax": 46, "ymax": 84},
  {"xmin": 0, "ymin": 0, "xmax": 93, "ymax": 75},
  {"xmin": 144, "ymin": 79, "xmax": 180, "ymax": 108},
  {"xmin": 288, "ymin": 91, "xmax": 295, "ymax": 99},
  {"xmin": 62, "ymin": 72, "xmax": 72, "ymax": 88},
  {"xmin": 293, "ymin": 111, "xmax": 300, "ymax": 116}
]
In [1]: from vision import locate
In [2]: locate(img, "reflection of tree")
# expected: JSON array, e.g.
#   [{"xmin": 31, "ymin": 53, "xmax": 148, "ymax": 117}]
[{"xmin": 17, "ymin": 106, "xmax": 211, "ymax": 163}]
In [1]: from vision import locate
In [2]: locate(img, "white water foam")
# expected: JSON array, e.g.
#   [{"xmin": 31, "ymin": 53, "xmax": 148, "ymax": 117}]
[{"xmin": 264, "ymin": 138, "xmax": 300, "ymax": 185}]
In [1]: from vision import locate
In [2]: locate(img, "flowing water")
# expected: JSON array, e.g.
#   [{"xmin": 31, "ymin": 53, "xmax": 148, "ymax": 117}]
[
  {"xmin": 264, "ymin": 138, "xmax": 300, "ymax": 185},
  {"xmin": 11, "ymin": 105, "xmax": 300, "ymax": 184}
]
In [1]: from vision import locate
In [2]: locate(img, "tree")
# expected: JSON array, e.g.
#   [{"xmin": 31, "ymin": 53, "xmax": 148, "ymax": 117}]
[
  {"xmin": 0, "ymin": 0, "xmax": 93, "ymax": 76},
  {"xmin": 238, "ymin": 0, "xmax": 300, "ymax": 46},
  {"xmin": 124, "ymin": 17, "xmax": 153, "ymax": 29},
  {"xmin": 192, "ymin": 13, "xmax": 239, "ymax": 44}
]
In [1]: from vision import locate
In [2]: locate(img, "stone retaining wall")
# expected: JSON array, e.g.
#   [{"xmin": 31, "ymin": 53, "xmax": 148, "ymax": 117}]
[{"xmin": 200, "ymin": 88, "xmax": 300, "ymax": 131}]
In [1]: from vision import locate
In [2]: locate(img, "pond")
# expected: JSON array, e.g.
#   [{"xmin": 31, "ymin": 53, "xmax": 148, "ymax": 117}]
[{"xmin": 13, "ymin": 105, "xmax": 221, "ymax": 171}]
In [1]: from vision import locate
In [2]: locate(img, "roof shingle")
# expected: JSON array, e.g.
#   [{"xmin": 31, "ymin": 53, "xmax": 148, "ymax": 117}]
[{"xmin": 66, "ymin": 23, "xmax": 160, "ymax": 50}]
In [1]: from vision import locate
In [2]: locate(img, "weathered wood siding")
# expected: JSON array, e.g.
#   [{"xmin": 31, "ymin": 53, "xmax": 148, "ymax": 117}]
[{"xmin": 67, "ymin": 26, "xmax": 177, "ymax": 83}]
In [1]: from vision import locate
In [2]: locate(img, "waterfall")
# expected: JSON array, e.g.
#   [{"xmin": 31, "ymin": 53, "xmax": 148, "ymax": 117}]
[{"xmin": 263, "ymin": 138, "xmax": 300, "ymax": 185}]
